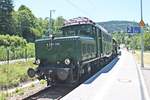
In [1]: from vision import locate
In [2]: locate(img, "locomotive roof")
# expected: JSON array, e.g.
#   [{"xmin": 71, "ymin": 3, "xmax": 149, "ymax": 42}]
[
  {"xmin": 95, "ymin": 24, "xmax": 108, "ymax": 33},
  {"xmin": 63, "ymin": 17, "xmax": 110, "ymax": 33},
  {"xmin": 94, "ymin": 24, "xmax": 111, "ymax": 37},
  {"xmin": 64, "ymin": 17, "xmax": 95, "ymax": 27}
]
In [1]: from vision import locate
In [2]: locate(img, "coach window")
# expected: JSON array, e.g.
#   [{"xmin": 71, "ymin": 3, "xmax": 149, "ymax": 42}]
[
  {"xmin": 96, "ymin": 28, "xmax": 99, "ymax": 37},
  {"xmin": 106, "ymin": 34, "xmax": 108, "ymax": 41},
  {"xmin": 98, "ymin": 29, "xmax": 101, "ymax": 37},
  {"xmin": 103, "ymin": 32, "xmax": 105, "ymax": 41}
]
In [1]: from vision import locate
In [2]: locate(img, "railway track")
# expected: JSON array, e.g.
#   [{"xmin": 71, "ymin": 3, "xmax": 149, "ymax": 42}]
[
  {"xmin": 22, "ymin": 58, "xmax": 116, "ymax": 100},
  {"xmin": 23, "ymin": 85, "xmax": 76, "ymax": 100},
  {"xmin": 22, "ymin": 69, "xmax": 97, "ymax": 100},
  {"xmin": 22, "ymin": 70, "xmax": 93, "ymax": 100},
  {"xmin": 22, "ymin": 75, "xmax": 95, "ymax": 100}
]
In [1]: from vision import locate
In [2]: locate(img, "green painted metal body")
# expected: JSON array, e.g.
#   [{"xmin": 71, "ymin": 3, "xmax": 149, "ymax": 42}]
[
  {"xmin": 35, "ymin": 36, "xmax": 96, "ymax": 64},
  {"xmin": 35, "ymin": 24, "xmax": 112, "ymax": 66}
]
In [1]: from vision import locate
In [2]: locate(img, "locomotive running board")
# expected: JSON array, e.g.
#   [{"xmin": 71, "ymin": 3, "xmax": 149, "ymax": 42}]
[{"xmin": 82, "ymin": 57, "xmax": 101, "ymax": 65}]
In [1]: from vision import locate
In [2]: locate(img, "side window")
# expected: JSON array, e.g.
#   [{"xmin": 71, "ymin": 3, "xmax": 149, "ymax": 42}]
[
  {"xmin": 96, "ymin": 28, "xmax": 99, "ymax": 37},
  {"xmin": 92, "ymin": 26, "xmax": 96, "ymax": 36},
  {"xmin": 106, "ymin": 34, "xmax": 108, "ymax": 41},
  {"xmin": 103, "ymin": 32, "xmax": 105, "ymax": 41},
  {"xmin": 83, "ymin": 45, "xmax": 86, "ymax": 54},
  {"xmin": 99, "ymin": 29, "xmax": 101, "ymax": 37}
]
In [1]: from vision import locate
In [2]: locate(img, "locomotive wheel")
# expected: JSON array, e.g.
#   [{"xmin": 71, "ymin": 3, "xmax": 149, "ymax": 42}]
[
  {"xmin": 87, "ymin": 64, "xmax": 91, "ymax": 75},
  {"xmin": 47, "ymin": 79, "xmax": 52, "ymax": 86},
  {"xmin": 47, "ymin": 80, "xmax": 50, "ymax": 86},
  {"xmin": 47, "ymin": 78, "xmax": 56, "ymax": 86},
  {"xmin": 85, "ymin": 64, "xmax": 91, "ymax": 76}
]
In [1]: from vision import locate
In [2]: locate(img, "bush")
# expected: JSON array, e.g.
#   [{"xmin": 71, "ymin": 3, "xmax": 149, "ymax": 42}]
[
  {"xmin": 0, "ymin": 46, "xmax": 7, "ymax": 61},
  {"xmin": 0, "ymin": 35, "xmax": 27, "ymax": 47},
  {"xmin": 144, "ymin": 33, "xmax": 150, "ymax": 50},
  {"xmin": 0, "ymin": 35, "xmax": 35, "ymax": 61}
]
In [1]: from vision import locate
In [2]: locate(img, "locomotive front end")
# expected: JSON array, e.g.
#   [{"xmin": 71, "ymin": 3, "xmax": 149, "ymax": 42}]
[{"xmin": 28, "ymin": 36, "xmax": 80, "ymax": 85}]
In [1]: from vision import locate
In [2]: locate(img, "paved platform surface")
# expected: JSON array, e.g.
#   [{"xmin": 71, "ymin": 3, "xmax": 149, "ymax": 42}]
[{"xmin": 61, "ymin": 50, "xmax": 149, "ymax": 100}]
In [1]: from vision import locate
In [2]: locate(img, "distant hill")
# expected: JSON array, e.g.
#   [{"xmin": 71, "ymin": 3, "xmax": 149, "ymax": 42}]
[{"xmin": 97, "ymin": 21, "xmax": 139, "ymax": 33}]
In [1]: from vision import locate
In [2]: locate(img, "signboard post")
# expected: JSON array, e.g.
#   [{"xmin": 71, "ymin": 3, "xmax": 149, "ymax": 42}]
[
  {"xmin": 139, "ymin": 0, "xmax": 145, "ymax": 68},
  {"xmin": 139, "ymin": 19, "xmax": 145, "ymax": 68}
]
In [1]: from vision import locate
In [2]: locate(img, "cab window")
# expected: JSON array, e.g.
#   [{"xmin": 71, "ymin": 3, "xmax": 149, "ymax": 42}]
[{"xmin": 62, "ymin": 24, "xmax": 92, "ymax": 36}]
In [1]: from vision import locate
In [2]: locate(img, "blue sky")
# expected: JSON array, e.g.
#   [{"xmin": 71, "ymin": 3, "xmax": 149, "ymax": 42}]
[{"xmin": 14, "ymin": 0, "xmax": 150, "ymax": 24}]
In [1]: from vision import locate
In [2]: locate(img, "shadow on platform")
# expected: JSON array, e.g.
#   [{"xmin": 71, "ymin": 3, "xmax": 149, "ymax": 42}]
[{"xmin": 84, "ymin": 57, "xmax": 119, "ymax": 84}]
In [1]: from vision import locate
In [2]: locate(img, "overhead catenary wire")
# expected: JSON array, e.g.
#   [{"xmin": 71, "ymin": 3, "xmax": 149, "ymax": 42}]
[
  {"xmin": 65, "ymin": 0, "xmax": 94, "ymax": 20},
  {"xmin": 86, "ymin": 0, "xmax": 98, "ymax": 10}
]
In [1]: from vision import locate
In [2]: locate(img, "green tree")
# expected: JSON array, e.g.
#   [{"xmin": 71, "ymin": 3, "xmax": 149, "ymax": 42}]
[
  {"xmin": 0, "ymin": 0, "xmax": 14, "ymax": 34},
  {"xmin": 35, "ymin": 17, "xmax": 49, "ymax": 37},
  {"xmin": 134, "ymin": 35, "xmax": 141, "ymax": 49},
  {"xmin": 11, "ymin": 11, "xmax": 22, "ymax": 36},
  {"xmin": 144, "ymin": 33, "xmax": 150, "ymax": 50},
  {"xmin": 16, "ymin": 5, "xmax": 51, "ymax": 41},
  {"xmin": 53, "ymin": 16, "xmax": 65, "ymax": 32},
  {"xmin": 17, "ymin": 5, "xmax": 37, "ymax": 42}
]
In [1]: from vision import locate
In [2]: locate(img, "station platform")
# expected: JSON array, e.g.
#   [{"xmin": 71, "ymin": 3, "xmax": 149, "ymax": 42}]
[{"xmin": 61, "ymin": 49, "xmax": 150, "ymax": 100}]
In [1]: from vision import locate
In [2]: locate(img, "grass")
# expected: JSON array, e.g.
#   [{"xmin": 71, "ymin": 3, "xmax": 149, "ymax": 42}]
[
  {"xmin": 31, "ymin": 83, "xmax": 35, "ymax": 88},
  {"xmin": 134, "ymin": 50, "xmax": 150, "ymax": 66},
  {"xmin": 0, "ymin": 60, "xmax": 37, "ymax": 89},
  {"xmin": 15, "ymin": 88, "xmax": 24, "ymax": 95},
  {"xmin": 40, "ymin": 80, "xmax": 46, "ymax": 85},
  {"xmin": 0, "ymin": 92, "xmax": 7, "ymax": 100}
]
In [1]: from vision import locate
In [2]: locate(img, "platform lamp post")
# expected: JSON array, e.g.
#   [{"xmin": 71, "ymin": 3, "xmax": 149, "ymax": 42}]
[
  {"xmin": 139, "ymin": 0, "xmax": 145, "ymax": 67},
  {"xmin": 49, "ymin": 10, "xmax": 55, "ymax": 35}
]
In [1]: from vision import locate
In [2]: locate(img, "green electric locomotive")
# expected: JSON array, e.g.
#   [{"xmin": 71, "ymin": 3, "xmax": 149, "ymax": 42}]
[{"xmin": 27, "ymin": 17, "xmax": 115, "ymax": 86}]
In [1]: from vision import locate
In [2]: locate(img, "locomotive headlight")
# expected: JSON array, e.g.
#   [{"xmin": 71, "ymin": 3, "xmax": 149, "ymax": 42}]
[
  {"xmin": 64, "ymin": 58, "xmax": 70, "ymax": 65},
  {"xmin": 35, "ymin": 59, "xmax": 40, "ymax": 65}
]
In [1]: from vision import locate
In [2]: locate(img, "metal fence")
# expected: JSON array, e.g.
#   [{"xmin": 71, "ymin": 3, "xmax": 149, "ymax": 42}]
[{"xmin": 0, "ymin": 47, "xmax": 35, "ymax": 63}]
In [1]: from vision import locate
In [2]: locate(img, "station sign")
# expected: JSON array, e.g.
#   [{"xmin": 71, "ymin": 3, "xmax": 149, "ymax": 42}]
[{"xmin": 127, "ymin": 26, "xmax": 141, "ymax": 35}]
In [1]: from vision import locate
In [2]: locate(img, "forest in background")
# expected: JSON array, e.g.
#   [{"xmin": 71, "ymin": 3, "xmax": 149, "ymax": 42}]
[{"xmin": 0, "ymin": 0, "xmax": 65, "ymax": 60}]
